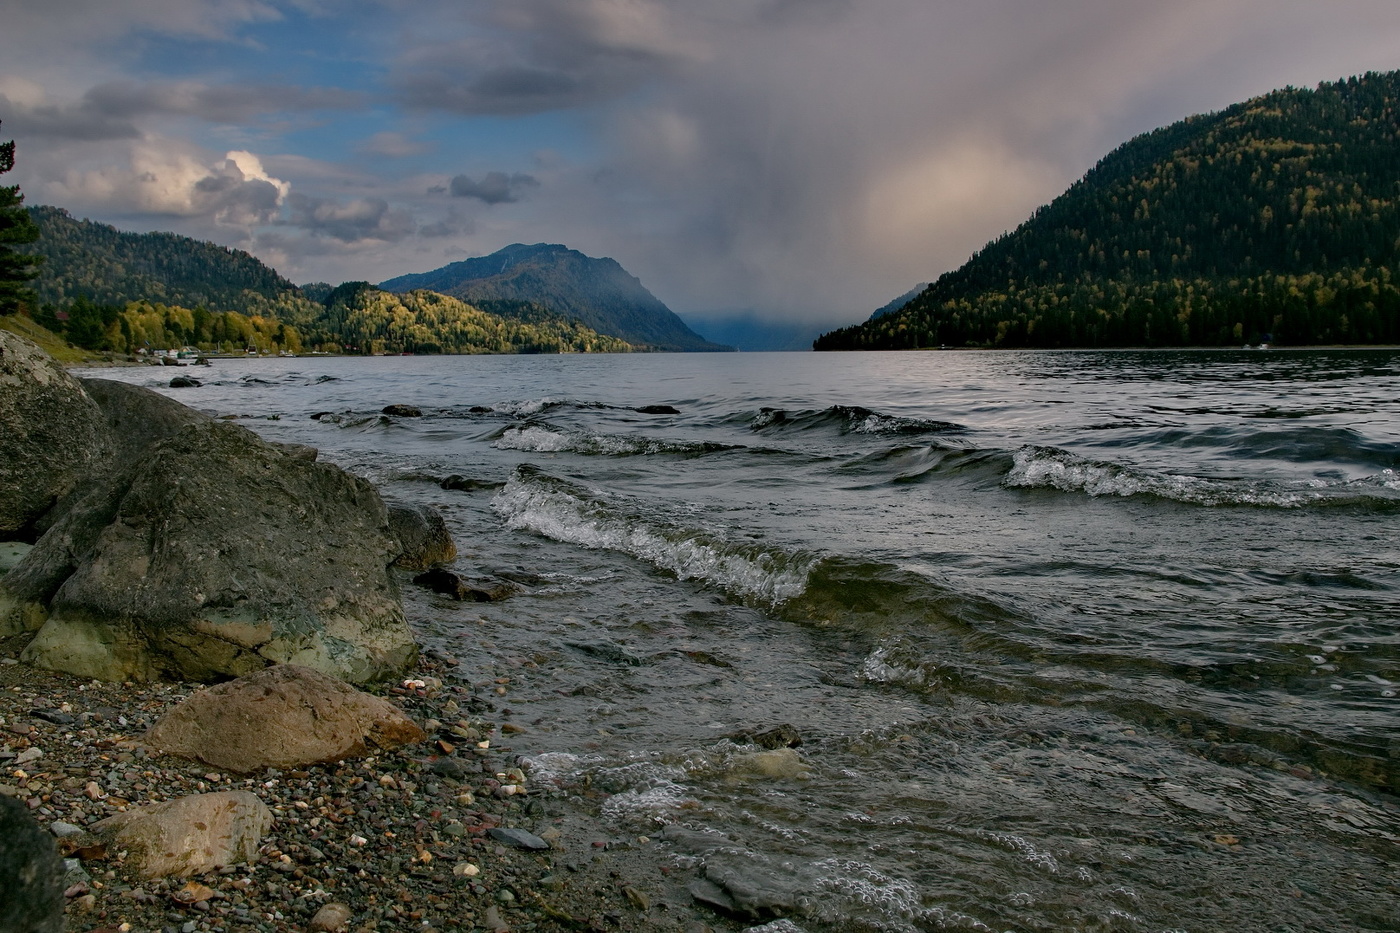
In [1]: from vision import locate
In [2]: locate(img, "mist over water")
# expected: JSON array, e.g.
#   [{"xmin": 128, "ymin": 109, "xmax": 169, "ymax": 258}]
[{"xmin": 84, "ymin": 349, "xmax": 1400, "ymax": 932}]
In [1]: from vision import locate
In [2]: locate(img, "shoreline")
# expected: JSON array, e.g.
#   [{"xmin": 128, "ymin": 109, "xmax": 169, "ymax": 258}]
[{"xmin": 0, "ymin": 629, "xmax": 749, "ymax": 933}]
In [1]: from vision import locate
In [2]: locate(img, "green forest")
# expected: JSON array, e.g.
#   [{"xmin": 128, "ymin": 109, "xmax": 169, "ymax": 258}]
[
  {"xmin": 315, "ymin": 284, "xmax": 633, "ymax": 355},
  {"xmin": 13, "ymin": 210, "xmax": 633, "ymax": 356},
  {"xmin": 816, "ymin": 71, "xmax": 1400, "ymax": 350}
]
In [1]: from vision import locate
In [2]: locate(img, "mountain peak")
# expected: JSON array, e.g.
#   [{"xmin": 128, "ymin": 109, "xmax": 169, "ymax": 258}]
[{"xmin": 380, "ymin": 243, "xmax": 730, "ymax": 351}]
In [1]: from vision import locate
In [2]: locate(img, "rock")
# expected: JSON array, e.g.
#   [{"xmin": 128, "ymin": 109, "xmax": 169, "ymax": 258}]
[
  {"xmin": 564, "ymin": 639, "xmax": 643, "ymax": 666},
  {"xmin": 486, "ymin": 827, "xmax": 550, "ymax": 850},
  {"xmin": 309, "ymin": 902, "xmax": 354, "ymax": 931},
  {"xmin": 439, "ymin": 474, "xmax": 500, "ymax": 492},
  {"xmin": 690, "ymin": 862, "xmax": 798, "ymax": 922},
  {"xmin": 634, "ymin": 405, "xmax": 680, "ymax": 415},
  {"xmin": 144, "ymin": 664, "xmax": 426, "ymax": 773},
  {"xmin": 0, "ymin": 331, "xmax": 111, "ymax": 539},
  {"xmin": 90, "ymin": 791, "xmax": 271, "ymax": 879},
  {"xmin": 0, "ymin": 793, "xmax": 65, "ymax": 932},
  {"xmin": 17, "ymin": 418, "xmax": 416, "ymax": 683},
  {"xmin": 168, "ymin": 375, "xmax": 202, "ymax": 388},
  {"xmin": 386, "ymin": 501, "xmax": 457, "ymax": 570},
  {"xmin": 733, "ymin": 748, "xmax": 811, "ymax": 780},
  {"xmin": 381, "ymin": 404, "xmax": 422, "ymax": 417},
  {"xmin": 2, "ymin": 378, "xmax": 212, "ymax": 637},
  {"xmin": 730, "ymin": 724, "xmax": 803, "ymax": 749},
  {"xmin": 411, "ymin": 568, "xmax": 518, "ymax": 602}
]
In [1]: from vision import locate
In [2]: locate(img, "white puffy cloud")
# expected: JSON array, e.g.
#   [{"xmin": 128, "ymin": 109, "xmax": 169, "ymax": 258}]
[{"xmin": 50, "ymin": 144, "xmax": 289, "ymax": 226}]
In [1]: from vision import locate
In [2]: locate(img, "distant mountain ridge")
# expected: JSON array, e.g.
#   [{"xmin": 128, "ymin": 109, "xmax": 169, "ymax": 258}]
[
  {"xmin": 20, "ymin": 210, "xmax": 722, "ymax": 354},
  {"xmin": 818, "ymin": 71, "xmax": 1400, "ymax": 349},
  {"xmin": 380, "ymin": 243, "xmax": 731, "ymax": 351}
]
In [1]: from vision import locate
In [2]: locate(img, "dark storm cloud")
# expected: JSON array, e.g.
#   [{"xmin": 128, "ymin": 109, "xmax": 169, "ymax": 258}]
[
  {"xmin": 447, "ymin": 171, "xmax": 539, "ymax": 204},
  {"xmin": 390, "ymin": 0, "xmax": 688, "ymax": 115},
  {"xmin": 286, "ymin": 192, "xmax": 415, "ymax": 243},
  {"xmin": 0, "ymin": 93, "xmax": 141, "ymax": 142},
  {"xmin": 0, "ymin": 80, "xmax": 364, "ymax": 143}
]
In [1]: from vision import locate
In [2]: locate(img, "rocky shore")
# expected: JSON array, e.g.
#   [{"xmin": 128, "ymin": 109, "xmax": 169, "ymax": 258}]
[
  {"xmin": 0, "ymin": 637, "xmax": 779, "ymax": 933},
  {"xmin": 0, "ymin": 331, "xmax": 788, "ymax": 932}
]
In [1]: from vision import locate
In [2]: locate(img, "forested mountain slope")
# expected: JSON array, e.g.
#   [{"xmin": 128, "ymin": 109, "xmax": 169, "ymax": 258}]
[
  {"xmin": 381, "ymin": 243, "xmax": 730, "ymax": 351},
  {"xmin": 25, "ymin": 206, "xmax": 321, "ymax": 326},
  {"xmin": 817, "ymin": 72, "xmax": 1400, "ymax": 349}
]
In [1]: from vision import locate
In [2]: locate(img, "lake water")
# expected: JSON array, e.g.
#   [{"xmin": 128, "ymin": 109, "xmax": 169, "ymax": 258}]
[{"xmin": 81, "ymin": 349, "xmax": 1400, "ymax": 932}]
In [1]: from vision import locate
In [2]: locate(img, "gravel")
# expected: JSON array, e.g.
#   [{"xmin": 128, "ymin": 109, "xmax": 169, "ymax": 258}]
[{"xmin": 0, "ymin": 638, "xmax": 753, "ymax": 933}]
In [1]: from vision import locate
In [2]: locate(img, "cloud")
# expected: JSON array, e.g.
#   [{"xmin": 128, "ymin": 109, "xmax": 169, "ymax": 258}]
[
  {"xmin": 391, "ymin": 0, "xmax": 701, "ymax": 115},
  {"xmin": 0, "ymin": 79, "xmax": 363, "ymax": 144},
  {"xmin": 285, "ymin": 192, "xmax": 415, "ymax": 243},
  {"xmin": 84, "ymin": 81, "xmax": 365, "ymax": 123},
  {"xmin": 357, "ymin": 131, "xmax": 432, "ymax": 158},
  {"xmin": 446, "ymin": 171, "xmax": 540, "ymax": 204},
  {"xmin": 51, "ymin": 144, "xmax": 290, "ymax": 225}
]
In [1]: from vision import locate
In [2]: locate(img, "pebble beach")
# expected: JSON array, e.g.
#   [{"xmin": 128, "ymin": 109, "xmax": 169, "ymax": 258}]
[{"xmin": 0, "ymin": 637, "xmax": 755, "ymax": 933}]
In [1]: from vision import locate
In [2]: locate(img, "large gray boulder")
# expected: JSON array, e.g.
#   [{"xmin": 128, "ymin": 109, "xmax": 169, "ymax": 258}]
[
  {"xmin": 16, "ymin": 417, "xmax": 417, "ymax": 682},
  {"xmin": 1, "ymin": 379, "xmax": 213, "ymax": 637},
  {"xmin": 0, "ymin": 330, "xmax": 110, "ymax": 538}
]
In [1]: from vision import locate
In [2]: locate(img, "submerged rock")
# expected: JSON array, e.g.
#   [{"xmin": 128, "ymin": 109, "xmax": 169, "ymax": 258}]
[
  {"xmin": 387, "ymin": 501, "xmax": 457, "ymax": 570},
  {"xmin": 412, "ymin": 568, "xmax": 518, "ymax": 602},
  {"xmin": 0, "ymin": 331, "xmax": 110, "ymax": 539},
  {"xmin": 689, "ymin": 861, "xmax": 799, "ymax": 923},
  {"xmin": 144, "ymin": 664, "xmax": 426, "ymax": 773},
  {"xmin": 634, "ymin": 404, "xmax": 680, "ymax": 415},
  {"xmin": 730, "ymin": 724, "xmax": 803, "ymax": 749},
  {"xmin": 90, "ymin": 791, "xmax": 271, "ymax": 878},
  {"xmin": 168, "ymin": 375, "xmax": 202, "ymax": 388},
  {"xmin": 381, "ymin": 404, "xmax": 423, "ymax": 417}
]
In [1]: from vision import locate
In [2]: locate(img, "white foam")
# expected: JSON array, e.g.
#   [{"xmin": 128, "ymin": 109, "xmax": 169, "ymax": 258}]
[
  {"xmin": 1005, "ymin": 446, "xmax": 1313, "ymax": 507},
  {"xmin": 492, "ymin": 469, "xmax": 814, "ymax": 604}
]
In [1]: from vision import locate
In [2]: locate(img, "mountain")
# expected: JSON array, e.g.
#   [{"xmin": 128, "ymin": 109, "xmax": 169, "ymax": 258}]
[
  {"xmin": 24, "ymin": 206, "xmax": 320, "ymax": 326},
  {"xmin": 817, "ymin": 71, "xmax": 1400, "ymax": 350},
  {"xmin": 18, "ymin": 211, "xmax": 634, "ymax": 356},
  {"xmin": 380, "ymin": 243, "xmax": 731, "ymax": 351},
  {"xmin": 869, "ymin": 284, "xmax": 928, "ymax": 320}
]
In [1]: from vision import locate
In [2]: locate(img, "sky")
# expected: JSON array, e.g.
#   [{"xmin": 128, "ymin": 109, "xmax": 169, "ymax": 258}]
[{"xmin": 3, "ymin": 1, "xmax": 1400, "ymax": 339}]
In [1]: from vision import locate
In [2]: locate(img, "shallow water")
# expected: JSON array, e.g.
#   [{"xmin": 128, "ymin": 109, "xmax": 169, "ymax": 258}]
[{"xmin": 82, "ymin": 349, "xmax": 1400, "ymax": 932}]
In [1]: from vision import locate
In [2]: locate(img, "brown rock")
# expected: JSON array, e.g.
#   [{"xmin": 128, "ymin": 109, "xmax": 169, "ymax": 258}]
[
  {"xmin": 309, "ymin": 902, "xmax": 354, "ymax": 931},
  {"xmin": 144, "ymin": 664, "xmax": 427, "ymax": 773},
  {"xmin": 90, "ymin": 791, "xmax": 271, "ymax": 879}
]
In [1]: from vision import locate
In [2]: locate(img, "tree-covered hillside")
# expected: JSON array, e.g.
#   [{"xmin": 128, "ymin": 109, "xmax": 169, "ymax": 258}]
[
  {"xmin": 315, "ymin": 284, "xmax": 633, "ymax": 355},
  {"xmin": 25, "ymin": 206, "xmax": 322, "ymax": 326},
  {"xmin": 817, "ymin": 71, "xmax": 1400, "ymax": 349}
]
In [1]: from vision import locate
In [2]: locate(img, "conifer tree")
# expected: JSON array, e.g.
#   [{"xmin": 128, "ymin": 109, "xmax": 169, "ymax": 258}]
[{"xmin": 0, "ymin": 120, "xmax": 42, "ymax": 314}]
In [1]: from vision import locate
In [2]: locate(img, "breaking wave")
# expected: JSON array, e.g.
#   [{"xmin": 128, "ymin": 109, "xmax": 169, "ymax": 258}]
[
  {"xmin": 491, "ymin": 424, "xmax": 738, "ymax": 457},
  {"xmin": 747, "ymin": 405, "xmax": 964, "ymax": 436},
  {"xmin": 1006, "ymin": 446, "xmax": 1400, "ymax": 508},
  {"xmin": 491, "ymin": 465, "xmax": 816, "ymax": 604}
]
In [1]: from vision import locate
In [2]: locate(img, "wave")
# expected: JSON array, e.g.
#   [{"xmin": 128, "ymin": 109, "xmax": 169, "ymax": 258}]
[
  {"xmin": 491, "ymin": 424, "xmax": 739, "ymax": 458},
  {"xmin": 1005, "ymin": 446, "xmax": 1400, "ymax": 508},
  {"xmin": 746, "ymin": 405, "xmax": 964, "ymax": 437},
  {"xmin": 491, "ymin": 465, "xmax": 816, "ymax": 604}
]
